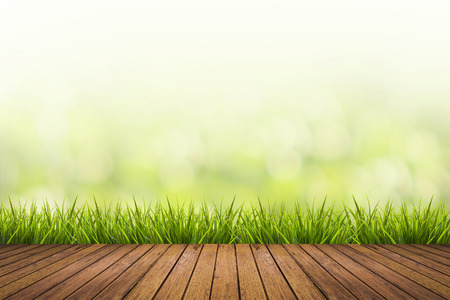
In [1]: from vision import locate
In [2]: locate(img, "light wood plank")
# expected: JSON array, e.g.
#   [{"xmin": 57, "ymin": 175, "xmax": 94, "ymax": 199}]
[
  {"xmin": 210, "ymin": 244, "xmax": 239, "ymax": 300},
  {"xmin": 236, "ymin": 244, "xmax": 266, "ymax": 300},
  {"xmin": 125, "ymin": 244, "xmax": 187, "ymax": 299},
  {"xmin": 184, "ymin": 244, "xmax": 218, "ymax": 300}
]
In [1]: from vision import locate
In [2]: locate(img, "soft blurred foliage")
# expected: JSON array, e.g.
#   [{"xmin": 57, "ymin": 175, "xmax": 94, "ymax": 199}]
[{"xmin": 1, "ymin": 1, "xmax": 450, "ymax": 207}]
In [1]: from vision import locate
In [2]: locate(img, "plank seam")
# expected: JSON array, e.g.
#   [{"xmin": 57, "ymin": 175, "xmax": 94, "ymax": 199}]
[
  {"xmin": 3, "ymin": 244, "xmax": 111, "ymax": 299},
  {"xmin": 28, "ymin": 244, "xmax": 125, "ymax": 299},
  {"xmin": 234, "ymin": 244, "xmax": 242, "ymax": 300},
  {"xmin": 61, "ymin": 244, "xmax": 139, "ymax": 299},
  {"xmin": 380, "ymin": 244, "xmax": 450, "ymax": 276},
  {"xmin": 333, "ymin": 245, "xmax": 437, "ymax": 300},
  {"xmin": 249, "ymin": 244, "xmax": 269, "ymax": 300},
  {"xmin": 265, "ymin": 244, "xmax": 298, "ymax": 300},
  {"xmin": 312, "ymin": 245, "xmax": 385, "ymax": 299},
  {"xmin": 208, "ymin": 244, "xmax": 219, "ymax": 300},
  {"xmin": 351, "ymin": 245, "xmax": 446, "ymax": 299},
  {"xmin": 408, "ymin": 244, "xmax": 450, "ymax": 261},
  {"xmin": 362, "ymin": 244, "xmax": 450, "ymax": 288},
  {"xmin": 0, "ymin": 245, "xmax": 71, "ymax": 278},
  {"xmin": 119, "ymin": 244, "xmax": 174, "ymax": 299},
  {"xmin": 181, "ymin": 244, "xmax": 204, "ymax": 300},
  {"xmin": 0, "ymin": 244, "xmax": 91, "ymax": 290},
  {"xmin": 80, "ymin": 244, "xmax": 156, "ymax": 300},
  {"xmin": 150, "ymin": 244, "xmax": 188, "ymax": 299},
  {"xmin": 281, "ymin": 245, "xmax": 327, "ymax": 299}
]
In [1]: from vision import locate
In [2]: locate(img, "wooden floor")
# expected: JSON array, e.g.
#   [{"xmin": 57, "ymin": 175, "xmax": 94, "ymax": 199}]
[{"xmin": 0, "ymin": 244, "xmax": 448, "ymax": 299}]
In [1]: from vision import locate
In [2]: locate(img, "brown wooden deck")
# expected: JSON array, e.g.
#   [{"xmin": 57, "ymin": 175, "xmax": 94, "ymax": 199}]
[{"xmin": 0, "ymin": 244, "xmax": 449, "ymax": 299}]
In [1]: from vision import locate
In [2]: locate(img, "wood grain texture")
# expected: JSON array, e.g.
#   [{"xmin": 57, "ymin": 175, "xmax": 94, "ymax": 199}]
[
  {"xmin": 153, "ymin": 244, "xmax": 202, "ymax": 300},
  {"xmin": 334, "ymin": 244, "xmax": 443, "ymax": 299},
  {"xmin": 66, "ymin": 244, "xmax": 154, "ymax": 300},
  {"xmin": 183, "ymin": 244, "xmax": 218, "ymax": 300},
  {"xmin": 0, "ymin": 244, "xmax": 448, "ymax": 299},
  {"xmin": 236, "ymin": 244, "xmax": 266, "ymax": 300},
  {"xmin": 300, "ymin": 244, "xmax": 381, "ymax": 299},
  {"xmin": 284, "ymin": 244, "xmax": 357, "ymax": 300},
  {"xmin": 348, "ymin": 244, "xmax": 450, "ymax": 299},
  {"xmin": 93, "ymin": 244, "xmax": 170, "ymax": 300},
  {"xmin": 210, "ymin": 244, "xmax": 239, "ymax": 300}
]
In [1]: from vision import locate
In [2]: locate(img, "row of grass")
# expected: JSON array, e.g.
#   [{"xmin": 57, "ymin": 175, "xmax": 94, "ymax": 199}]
[{"xmin": 0, "ymin": 197, "xmax": 448, "ymax": 244}]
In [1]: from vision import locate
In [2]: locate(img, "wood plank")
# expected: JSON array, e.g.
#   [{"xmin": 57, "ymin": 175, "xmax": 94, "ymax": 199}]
[
  {"xmin": 183, "ymin": 244, "xmax": 217, "ymax": 300},
  {"xmin": 333, "ymin": 244, "xmax": 443, "ymax": 299},
  {"xmin": 267, "ymin": 244, "xmax": 325, "ymax": 300},
  {"xmin": 251, "ymin": 244, "xmax": 295, "ymax": 299},
  {"xmin": 300, "ymin": 244, "xmax": 381, "ymax": 299},
  {"xmin": 0, "ymin": 245, "xmax": 27, "ymax": 255},
  {"xmin": 348, "ymin": 244, "xmax": 450, "ymax": 299},
  {"xmin": 66, "ymin": 244, "xmax": 154, "ymax": 300},
  {"xmin": 397, "ymin": 244, "xmax": 450, "ymax": 266},
  {"xmin": 0, "ymin": 244, "xmax": 41, "ymax": 260},
  {"xmin": 93, "ymin": 244, "xmax": 170, "ymax": 299},
  {"xmin": 0, "ymin": 244, "xmax": 105, "ymax": 299},
  {"xmin": 35, "ymin": 244, "xmax": 138, "ymax": 299},
  {"xmin": 153, "ymin": 244, "xmax": 202, "ymax": 300},
  {"xmin": 7, "ymin": 244, "xmax": 120, "ymax": 299},
  {"xmin": 429, "ymin": 244, "xmax": 450, "ymax": 251},
  {"xmin": 317, "ymin": 244, "xmax": 413, "ymax": 299},
  {"xmin": 411, "ymin": 244, "xmax": 450, "ymax": 260},
  {"xmin": 210, "ymin": 244, "xmax": 239, "ymax": 300},
  {"xmin": 236, "ymin": 244, "xmax": 267, "ymax": 300},
  {"xmin": 364, "ymin": 244, "xmax": 450, "ymax": 287},
  {"xmin": 126, "ymin": 244, "xmax": 187, "ymax": 299},
  {"xmin": 0, "ymin": 244, "xmax": 56, "ymax": 268},
  {"xmin": 0, "ymin": 244, "xmax": 71, "ymax": 277},
  {"xmin": 381, "ymin": 244, "xmax": 450, "ymax": 276},
  {"xmin": 283, "ymin": 244, "xmax": 357, "ymax": 299},
  {"xmin": 0, "ymin": 245, "xmax": 88, "ymax": 288}
]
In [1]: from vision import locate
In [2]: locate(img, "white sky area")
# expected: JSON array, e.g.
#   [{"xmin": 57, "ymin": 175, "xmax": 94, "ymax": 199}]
[{"xmin": 1, "ymin": 0, "xmax": 450, "ymax": 108}]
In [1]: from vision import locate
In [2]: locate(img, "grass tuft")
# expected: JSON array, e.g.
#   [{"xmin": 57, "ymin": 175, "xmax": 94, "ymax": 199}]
[{"xmin": 0, "ymin": 197, "xmax": 448, "ymax": 244}]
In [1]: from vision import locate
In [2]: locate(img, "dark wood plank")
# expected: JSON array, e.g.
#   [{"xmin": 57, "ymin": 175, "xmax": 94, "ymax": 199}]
[
  {"xmin": 153, "ymin": 244, "xmax": 202, "ymax": 300},
  {"xmin": 0, "ymin": 245, "xmax": 88, "ymax": 288},
  {"xmin": 0, "ymin": 244, "xmax": 104, "ymax": 299},
  {"xmin": 251, "ymin": 244, "xmax": 295, "ymax": 299},
  {"xmin": 333, "ymin": 244, "xmax": 443, "ymax": 299},
  {"xmin": 364, "ymin": 244, "xmax": 450, "ymax": 287},
  {"xmin": 0, "ymin": 244, "xmax": 56, "ymax": 268},
  {"xmin": 397, "ymin": 244, "xmax": 450, "ymax": 266},
  {"xmin": 126, "ymin": 244, "xmax": 187, "ymax": 299},
  {"xmin": 349, "ymin": 244, "xmax": 450, "ymax": 299},
  {"xmin": 93, "ymin": 244, "xmax": 170, "ymax": 299},
  {"xmin": 300, "ymin": 244, "xmax": 381, "ymax": 299},
  {"xmin": 267, "ymin": 244, "xmax": 325, "ymax": 300},
  {"xmin": 7, "ymin": 244, "xmax": 120, "ymax": 299},
  {"xmin": 66, "ymin": 244, "xmax": 154, "ymax": 300},
  {"xmin": 381, "ymin": 244, "xmax": 450, "ymax": 276},
  {"xmin": 429, "ymin": 244, "xmax": 450, "ymax": 251},
  {"xmin": 283, "ymin": 244, "xmax": 357, "ymax": 299},
  {"xmin": 411, "ymin": 244, "xmax": 450, "ymax": 260},
  {"xmin": 317, "ymin": 244, "xmax": 413, "ymax": 299},
  {"xmin": 0, "ymin": 244, "xmax": 41, "ymax": 260},
  {"xmin": 0, "ymin": 244, "xmax": 71, "ymax": 277},
  {"xmin": 210, "ymin": 244, "xmax": 239, "ymax": 299},
  {"xmin": 236, "ymin": 244, "xmax": 267, "ymax": 300},
  {"xmin": 0, "ymin": 245, "xmax": 27, "ymax": 255},
  {"xmin": 184, "ymin": 244, "xmax": 217, "ymax": 300},
  {"xmin": 36, "ymin": 244, "xmax": 138, "ymax": 299}
]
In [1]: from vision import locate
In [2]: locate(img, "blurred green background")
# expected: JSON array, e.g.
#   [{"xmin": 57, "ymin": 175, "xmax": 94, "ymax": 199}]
[{"xmin": 1, "ymin": 1, "xmax": 450, "ymax": 207}]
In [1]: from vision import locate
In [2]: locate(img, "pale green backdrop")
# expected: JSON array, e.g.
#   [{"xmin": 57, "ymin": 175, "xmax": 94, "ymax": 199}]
[{"xmin": 1, "ymin": 1, "xmax": 449, "ymax": 207}]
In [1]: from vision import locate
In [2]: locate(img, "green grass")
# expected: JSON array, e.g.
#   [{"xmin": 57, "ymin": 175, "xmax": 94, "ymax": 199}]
[{"xmin": 0, "ymin": 197, "xmax": 448, "ymax": 244}]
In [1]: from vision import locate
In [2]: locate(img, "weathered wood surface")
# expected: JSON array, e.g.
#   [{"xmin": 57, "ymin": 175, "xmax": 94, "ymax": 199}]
[{"xmin": 0, "ymin": 244, "xmax": 448, "ymax": 299}]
